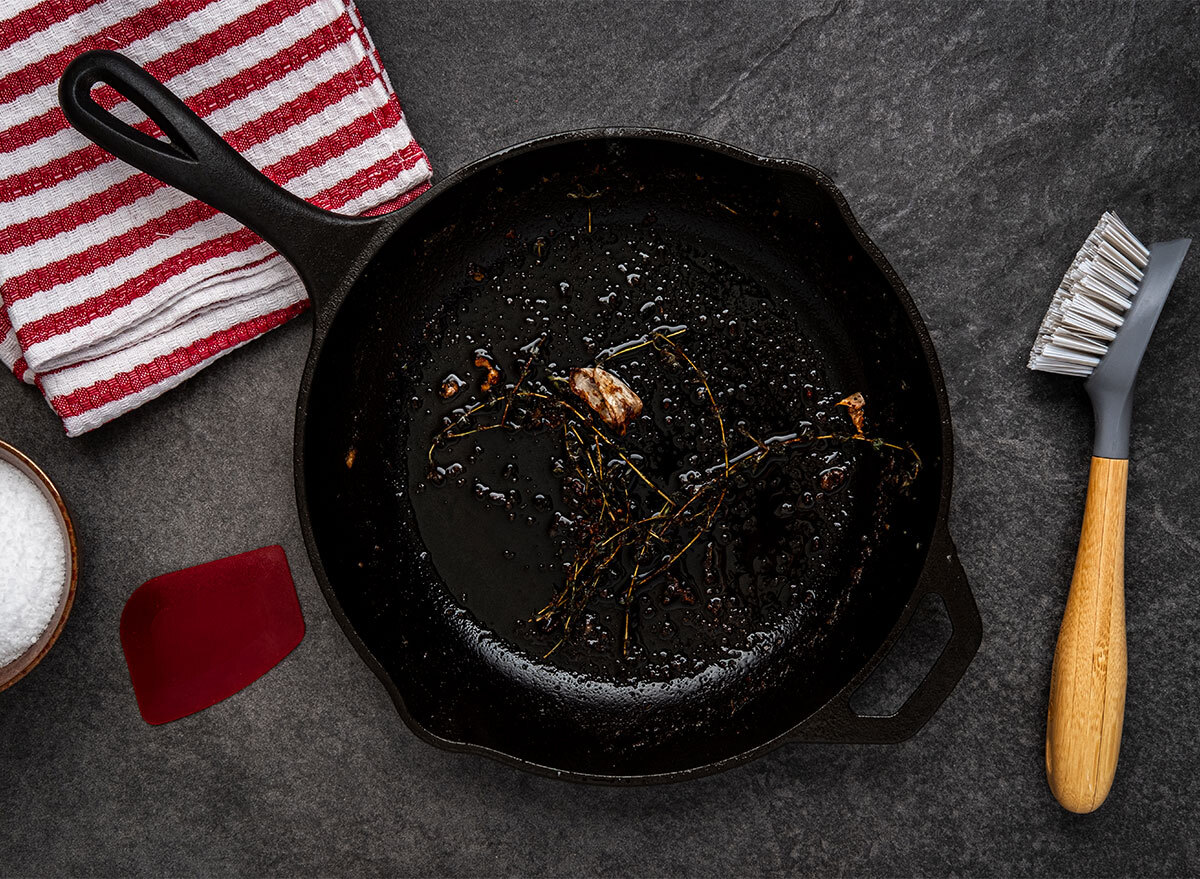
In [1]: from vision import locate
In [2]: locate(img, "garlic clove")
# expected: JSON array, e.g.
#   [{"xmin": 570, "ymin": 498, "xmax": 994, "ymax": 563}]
[{"xmin": 569, "ymin": 366, "xmax": 643, "ymax": 434}]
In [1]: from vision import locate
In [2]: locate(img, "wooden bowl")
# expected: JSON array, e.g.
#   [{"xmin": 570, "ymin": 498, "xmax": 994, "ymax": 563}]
[{"xmin": 0, "ymin": 439, "xmax": 78, "ymax": 693}]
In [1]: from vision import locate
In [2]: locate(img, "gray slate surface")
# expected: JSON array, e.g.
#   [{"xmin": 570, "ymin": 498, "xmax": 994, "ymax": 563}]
[{"xmin": 2, "ymin": 1, "xmax": 1199, "ymax": 875}]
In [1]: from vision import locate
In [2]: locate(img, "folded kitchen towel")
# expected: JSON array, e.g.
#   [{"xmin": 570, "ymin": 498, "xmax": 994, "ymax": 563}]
[{"xmin": 0, "ymin": 0, "xmax": 431, "ymax": 436}]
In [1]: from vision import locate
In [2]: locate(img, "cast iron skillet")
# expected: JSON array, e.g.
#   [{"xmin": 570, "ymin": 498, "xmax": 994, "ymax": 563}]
[{"xmin": 61, "ymin": 51, "xmax": 981, "ymax": 783}]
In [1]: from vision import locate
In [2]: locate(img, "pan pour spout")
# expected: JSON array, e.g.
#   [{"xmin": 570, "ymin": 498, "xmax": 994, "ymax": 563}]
[{"xmin": 568, "ymin": 366, "xmax": 643, "ymax": 434}]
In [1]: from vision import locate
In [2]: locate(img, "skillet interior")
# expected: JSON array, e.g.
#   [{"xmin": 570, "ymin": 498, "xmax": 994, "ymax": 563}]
[{"xmin": 301, "ymin": 135, "xmax": 945, "ymax": 778}]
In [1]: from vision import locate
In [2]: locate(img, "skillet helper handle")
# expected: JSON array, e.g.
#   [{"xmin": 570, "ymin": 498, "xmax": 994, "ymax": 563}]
[
  {"xmin": 1045, "ymin": 456, "xmax": 1128, "ymax": 814},
  {"xmin": 58, "ymin": 50, "xmax": 382, "ymax": 302},
  {"xmin": 792, "ymin": 525, "xmax": 982, "ymax": 743}
]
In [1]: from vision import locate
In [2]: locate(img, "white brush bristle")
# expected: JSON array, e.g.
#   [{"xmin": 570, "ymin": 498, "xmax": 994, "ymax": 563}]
[{"xmin": 1027, "ymin": 211, "xmax": 1151, "ymax": 376}]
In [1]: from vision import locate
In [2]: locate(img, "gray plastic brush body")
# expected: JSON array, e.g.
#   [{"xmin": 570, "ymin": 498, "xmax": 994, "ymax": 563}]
[{"xmin": 1088, "ymin": 238, "xmax": 1192, "ymax": 458}]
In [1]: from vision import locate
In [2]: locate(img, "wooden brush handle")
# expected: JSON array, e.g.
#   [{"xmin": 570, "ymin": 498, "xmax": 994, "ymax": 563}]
[{"xmin": 1046, "ymin": 456, "xmax": 1128, "ymax": 813}]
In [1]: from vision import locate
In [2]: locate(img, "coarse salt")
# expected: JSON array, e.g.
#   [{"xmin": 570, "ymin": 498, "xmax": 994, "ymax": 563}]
[{"xmin": 0, "ymin": 458, "xmax": 67, "ymax": 668}]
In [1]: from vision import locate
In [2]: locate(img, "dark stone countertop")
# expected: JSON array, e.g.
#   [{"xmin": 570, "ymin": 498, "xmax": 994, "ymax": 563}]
[{"xmin": 2, "ymin": 2, "xmax": 1198, "ymax": 875}]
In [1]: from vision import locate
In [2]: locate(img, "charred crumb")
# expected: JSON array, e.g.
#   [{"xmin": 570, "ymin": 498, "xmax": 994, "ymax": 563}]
[
  {"xmin": 439, "ymin": 374, "xmax": 466, "ymax": 399},
  {"xmin": 837, "ymin": 392, "xmax": 866, "ymax": 435},
  {"xmin": 474, "ymin": 351, "xmax": 501, "ymax": 392}
]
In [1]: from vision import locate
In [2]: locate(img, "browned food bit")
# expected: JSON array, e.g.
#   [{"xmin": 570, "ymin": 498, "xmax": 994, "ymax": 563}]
[
  {"xmin": 819, "ymin": 466, "xmax": 846, "ymax": 492},
  {"xmin": 836, "ymin": 392, "xmax": 866, "ymax": 436},
  {"xmin": 474, "ymin": 352, "xmax": 501, "ymax": 392},
  {"xmin": 569, "ymin": 366, "xmax": 643, "ymax": 434},
  {"xmin": 439, "ymin": 373, "xmax": 466, "ymax": 399}
]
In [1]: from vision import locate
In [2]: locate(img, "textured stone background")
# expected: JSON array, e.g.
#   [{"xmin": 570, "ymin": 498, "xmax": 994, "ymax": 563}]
[{"xmin": 2, "ymin": 1, "xmax": 1199, "ymax": 875}]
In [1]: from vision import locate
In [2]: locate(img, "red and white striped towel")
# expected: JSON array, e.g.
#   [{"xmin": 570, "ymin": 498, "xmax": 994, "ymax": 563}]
[{"xmin": 0, "ymin": 0, "xmax": 431, "ymax": 436}]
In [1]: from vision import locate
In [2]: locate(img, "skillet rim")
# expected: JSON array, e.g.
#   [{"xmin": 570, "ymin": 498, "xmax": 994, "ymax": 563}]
[{"xmin": 293, "ymin": 126, "xmax": 966, "ymax": 784}]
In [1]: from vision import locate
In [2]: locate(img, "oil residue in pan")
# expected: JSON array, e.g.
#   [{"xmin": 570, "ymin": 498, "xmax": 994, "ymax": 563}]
[{"xmin": 404, "ymin": 215, "xmax": 890, "ymax": 681}]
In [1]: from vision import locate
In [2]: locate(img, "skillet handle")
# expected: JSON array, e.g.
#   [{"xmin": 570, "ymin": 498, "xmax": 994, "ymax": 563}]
[
  {"xmin": 58, "ymin": 50, "xmax": 387, "ymax": 312},
  {"xmin": 791, "ymin": 524, "xmax": 982, "ymax": 743}
]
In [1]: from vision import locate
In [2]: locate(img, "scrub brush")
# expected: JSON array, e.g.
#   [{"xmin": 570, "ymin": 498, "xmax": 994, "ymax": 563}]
[{"xmin": 1029, "ymin": 212, "xmax": 1191, "ymax": 813}]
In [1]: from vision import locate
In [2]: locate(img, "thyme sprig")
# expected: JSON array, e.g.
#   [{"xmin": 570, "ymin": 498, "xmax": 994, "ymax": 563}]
[{"xmin": 428, "ymin": 331, "xmax": 920, "ymax": 657}]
